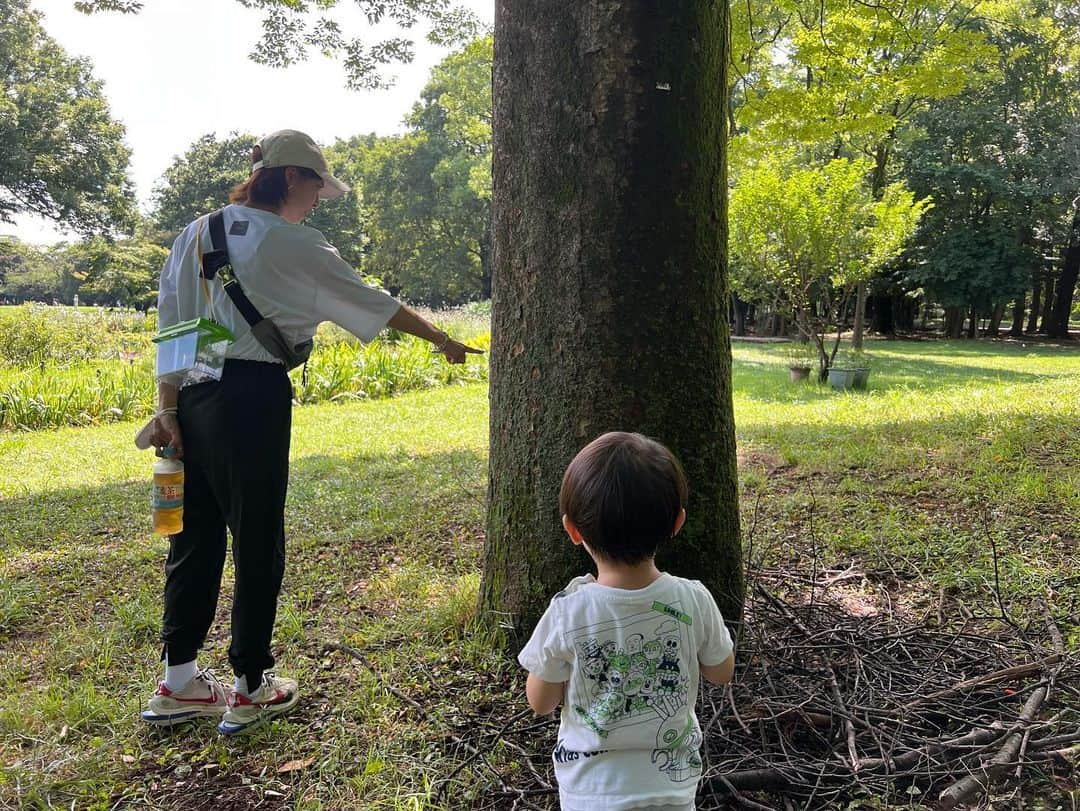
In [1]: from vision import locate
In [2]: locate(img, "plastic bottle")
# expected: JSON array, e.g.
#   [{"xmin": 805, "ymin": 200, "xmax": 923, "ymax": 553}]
[{"xmin": 152, "ymin": 448, "xmax": 184, "ymax": 535}]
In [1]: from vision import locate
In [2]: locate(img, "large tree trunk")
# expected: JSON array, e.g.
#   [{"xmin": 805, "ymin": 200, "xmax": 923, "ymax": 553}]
[
  {"xmin": 944, "ymin": 305, "xmax": 964, "ymax": 339},
  {"xmin": 482, "ymin": 0, "xmax": 743, "ymax": 636},
  {"xmin": 1047, "ymin": 205, "xmax": 1080, "ymax": 339}
]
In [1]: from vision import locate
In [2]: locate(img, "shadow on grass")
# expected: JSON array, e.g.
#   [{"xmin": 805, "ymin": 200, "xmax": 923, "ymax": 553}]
[
  {"xmin": 0, "ymin": 447, "xmax": 485, "ymax": 560},
  {"xmin": 0, "ymin": 447, "xmax": 486, "ymax": 640}
]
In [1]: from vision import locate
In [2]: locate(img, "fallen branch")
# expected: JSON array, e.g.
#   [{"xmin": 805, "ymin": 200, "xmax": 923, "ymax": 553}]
[{"xmin": 937, "ymin": 685, "xmax": 1049, "ymax": 809}]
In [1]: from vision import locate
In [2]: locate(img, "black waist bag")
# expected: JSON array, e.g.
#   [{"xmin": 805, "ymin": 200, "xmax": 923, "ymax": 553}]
[{"xmin": 202, "ymin": 209, "xmax": 312, "ymax": 371}]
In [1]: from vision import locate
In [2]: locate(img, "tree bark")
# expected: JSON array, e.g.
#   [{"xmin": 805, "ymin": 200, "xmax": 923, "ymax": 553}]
[
  {"xmin": 1009, "ymin": 292, "xmax": 1026, "ymax": 337},
  {"xmin": 852, "ymin": 282, "xmax": 867, "ymax": 348},
  {"xmin": 986, "ymin": 301, "xmax": 1006, "ymax": 337},
  {"xmin": 1047, "ymin": 204, "xmax": 1080, "ymax": 339},
  {"xmin": 966, "ymin": 304, "xmax": 978, "ymax": 339},
  {"xmin": 483, "ymin": 0, "xmax": 743, "ymax": 636},
  {"xmin": 1027, "ymin": 272, "xmax": 1043, "ymax": 333},
  {"xmin": 479, "ymin": 216, "xmax": 493, "ymax": 300},
  {"xmin": 944, "ymin": 305, "xmax": 964, "ymax": 339},
  {"xmin": 1040, "ymin": 269, "xmax": 1056, "ymax": 333}
]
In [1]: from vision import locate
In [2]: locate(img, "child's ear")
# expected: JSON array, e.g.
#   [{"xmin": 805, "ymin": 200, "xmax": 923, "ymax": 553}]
[
  {"xmin": 672, "ymin": 508, "xmax": 687, "ymax": 538},
  {"xmin": 563, "ymin": 515, "xmax": 586, "ymax": 546}
]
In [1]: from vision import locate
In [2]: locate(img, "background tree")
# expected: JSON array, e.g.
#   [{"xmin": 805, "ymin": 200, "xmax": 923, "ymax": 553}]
[
  {"xmin": 344, "ymin": 37, "xmax": 492, "ymax": 304},
  {"xmin": 67, "ymin": 237, "xmax": 168, "ymax": 309},
  {"xmin": 731, "ymin": 156, "xmax": 928, "ymax": 374},
  {"xmin": 898, "ymin": 0, "xmax": 1080, "ymax": 338},
  {"xmin": 480, "ymin": 1, "xmax": 743, "ymax": 634},
  {"xmin": 150, "ymin": 133, "xmax": 256, "ymax": 242},
  {"xmin": 0, "ymin": 239, "xmax": 55, "ymax": 300},
  {"xmin": 0, "ymin": 0, "xmax": 135, "ymax": 235}
]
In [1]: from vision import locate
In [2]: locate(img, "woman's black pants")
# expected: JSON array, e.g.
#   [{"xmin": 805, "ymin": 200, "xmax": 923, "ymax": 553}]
[{"xmin": 161, "ymin": 360, "xmax": 292, "ymax": 690}]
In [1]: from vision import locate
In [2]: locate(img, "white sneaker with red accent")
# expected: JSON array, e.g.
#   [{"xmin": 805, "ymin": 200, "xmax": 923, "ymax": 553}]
[
  {"xmin": 216, "ymin": 673, "xmax": 299, "ymax": 735},
  {"xmin": 140, "ymin": 670, "xmax": 229, "ymax": 726}
]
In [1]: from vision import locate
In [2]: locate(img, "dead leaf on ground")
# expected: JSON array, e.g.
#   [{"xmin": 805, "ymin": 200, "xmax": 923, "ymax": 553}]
[{"xmin": 278, "ymin": 757, "xmax": 315, "ymax": 774}]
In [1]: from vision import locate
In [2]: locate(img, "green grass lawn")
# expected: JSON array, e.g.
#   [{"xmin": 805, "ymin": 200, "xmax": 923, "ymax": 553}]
[{"xmin": 1, "ymin": 338, "xmax": 1078, "ymax": 809}]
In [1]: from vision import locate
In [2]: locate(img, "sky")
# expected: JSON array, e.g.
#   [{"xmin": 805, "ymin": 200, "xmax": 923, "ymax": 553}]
[{"xmin": 8, "ymin": 0, "xmax": 493, "ymax": 245}]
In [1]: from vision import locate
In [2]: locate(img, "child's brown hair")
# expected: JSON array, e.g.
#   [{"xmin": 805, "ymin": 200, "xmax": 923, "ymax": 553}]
[{"xmin": 559, "ymin": 432, "xmax": 688, "ymax": 564}]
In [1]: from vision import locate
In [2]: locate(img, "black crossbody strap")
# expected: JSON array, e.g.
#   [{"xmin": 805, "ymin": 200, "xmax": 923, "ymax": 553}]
[{"xmin": 204, "ymin": 209, "xmax": 263, "ymax": 328}]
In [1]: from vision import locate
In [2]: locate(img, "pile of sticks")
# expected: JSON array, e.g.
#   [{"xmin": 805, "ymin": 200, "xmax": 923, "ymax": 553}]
[
  {"xmin": 338, "ymin": 564, "xmax": 1077, "ymax": 810},
  {"xmin": 697, "ymin": 573, "xmax": 1078, "ymax": 809}
]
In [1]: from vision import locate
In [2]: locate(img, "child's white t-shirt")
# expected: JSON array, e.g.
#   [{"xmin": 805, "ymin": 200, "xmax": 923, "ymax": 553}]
[{"xmin": 518, "ymin": 573, "xmax": 735, "ymax": 811}]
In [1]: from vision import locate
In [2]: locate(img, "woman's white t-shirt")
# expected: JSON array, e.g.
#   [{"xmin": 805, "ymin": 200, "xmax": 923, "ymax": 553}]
[
  {"xmin": 519, "ymin": 573, "xmax": 735, "ymax": 810},
  {"xmin": 157, "ymin": 205, "xmax": 400, "ymax": 363}
]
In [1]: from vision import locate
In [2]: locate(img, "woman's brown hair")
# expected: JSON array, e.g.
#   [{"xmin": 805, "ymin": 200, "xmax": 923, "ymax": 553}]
[{"xmin": 229, "ymin": 145, "xmax": 319, "ymax": 209}]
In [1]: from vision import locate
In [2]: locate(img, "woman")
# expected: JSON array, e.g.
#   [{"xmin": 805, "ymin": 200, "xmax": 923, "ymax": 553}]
[{"xmin": 136, "ymin": 129, "xmax": 480, "ymax": 735}]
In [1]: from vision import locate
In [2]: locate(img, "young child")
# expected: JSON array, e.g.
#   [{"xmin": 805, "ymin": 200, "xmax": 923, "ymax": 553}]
[{"xmin": 519, "ymin": 431, "xmax": 736, "ymax": 811}]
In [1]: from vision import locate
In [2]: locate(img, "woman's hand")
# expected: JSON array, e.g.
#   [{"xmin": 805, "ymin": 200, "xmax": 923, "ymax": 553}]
[
  {"xmin": 135, "ymin": 412, "xmax": 185, "ymax": 458},
  {"xmin": 438, "ymin": 338, "xmax": 484, "ymax": 365}
]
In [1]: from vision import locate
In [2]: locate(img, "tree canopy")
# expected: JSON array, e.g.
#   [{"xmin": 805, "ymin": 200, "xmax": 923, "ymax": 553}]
[
  {"xmin": 0, "ymin": 0, "xmax": 135, "ymax": 235},
  {"xmin": 73, "ymin": 0, "xmax": 488, "ymax": 90}
]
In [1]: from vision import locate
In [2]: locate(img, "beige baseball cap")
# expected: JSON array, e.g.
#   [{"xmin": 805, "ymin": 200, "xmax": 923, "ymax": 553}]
[{"xmin": 252, "ymin": 129, "xmax": 350, "ymax": 200}]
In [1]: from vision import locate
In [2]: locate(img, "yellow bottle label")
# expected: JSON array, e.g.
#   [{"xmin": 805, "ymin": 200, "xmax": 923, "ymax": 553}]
[{"xmin": 152, "ymin": 482, "xmax": 184, "ymax": 510}]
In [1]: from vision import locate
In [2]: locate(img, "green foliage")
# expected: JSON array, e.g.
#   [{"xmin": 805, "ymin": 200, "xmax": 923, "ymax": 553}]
[
  {"xmin": 149, "ymin": 132, "xmax": 256, "ymax": 240},
  {"xmin": 901, "ymin": 0, "xmax": 1080, "ymax": 313},
  {"xmin": 0, "ymin": 238, "xmax": 167, "ymax": 309},
  {"xmin": 730, "ymin": 0, "xmax": 995, "ymax": 153},
  {"xmin": 0, "ymin": 304, "xmax": 153, "ymax": 367},
  {"xmin": 0, "ymin": 239, "xmax": 57, "ymax": 297},
  {"xmin": 730, "ymin": 155, "xmax": 928, "ymax": 368},
  {"xmin": 341, "ymin": 36, "xmax": 492, "ymax": 305},
  {"xmin": 729, "ymin": 0, "xmax": 1080, "ymax": 328},
  {"xmin": 0, "ymin": 0, "xmax": 135, "ymax": 235},
  {"xmin": 293, "ymin": 332, "xmax": 488, "ymax": 405},
  {"xmin": 0, "ymin": 304, "xmax": 487, "ymax": 430}
]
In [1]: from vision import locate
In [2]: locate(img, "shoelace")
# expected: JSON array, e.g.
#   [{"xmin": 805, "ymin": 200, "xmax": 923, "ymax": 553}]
[{"xmin": 196, "ymin": 668, "xmax": 226, "ymax": 698}]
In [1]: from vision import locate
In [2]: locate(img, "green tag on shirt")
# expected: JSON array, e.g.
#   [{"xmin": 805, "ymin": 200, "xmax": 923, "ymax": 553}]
[{"xmin": 652, "ymin": 601, "xmax": 692, "ymax": 625}]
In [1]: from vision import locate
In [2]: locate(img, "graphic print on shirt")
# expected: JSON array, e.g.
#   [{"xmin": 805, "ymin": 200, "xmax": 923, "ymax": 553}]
[{"xmin": 566, "ymin": 601, "xmax": 701, "ymax": 782}]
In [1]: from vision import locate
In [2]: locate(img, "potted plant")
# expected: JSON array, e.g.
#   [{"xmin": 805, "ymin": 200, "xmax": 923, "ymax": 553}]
[
  {"xmin": 784, "ymin": 343, "xmax": 815, "ymax": 382},
  {"xmin": 827, "ymin": 349, "xmax": 871, "ymax": 391}
]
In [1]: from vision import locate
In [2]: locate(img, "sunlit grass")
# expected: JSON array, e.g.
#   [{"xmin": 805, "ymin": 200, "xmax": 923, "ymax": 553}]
[{"xmin": 1, "ymin": 338, "xmax": 1078, "ymax": 808}]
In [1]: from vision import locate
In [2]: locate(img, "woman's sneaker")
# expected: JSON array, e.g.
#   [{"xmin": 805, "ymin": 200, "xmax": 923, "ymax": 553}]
[
  {"xmin": 140, "ymin": 670, "xmax": 229, "ymax": 726},
  {"xmin": 216, "ymin": 673, "xmax": 299, "ymax": 736}
]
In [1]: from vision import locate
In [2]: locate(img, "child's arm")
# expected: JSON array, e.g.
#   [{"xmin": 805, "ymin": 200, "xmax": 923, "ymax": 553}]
[
  {"xmin": 526, "ymin": 673, "xmax": 566, "ymax": 715},
  {"xmin": 700, "ymin": 651, "xmax": 735, "ymax": 686},
  {"xmin": 518, "ymin": 599, "xmax": 572, "ymax": 716},
  {"xmin": 695, "ymin": 582, "xmax": 737, "ymax": 686}
]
